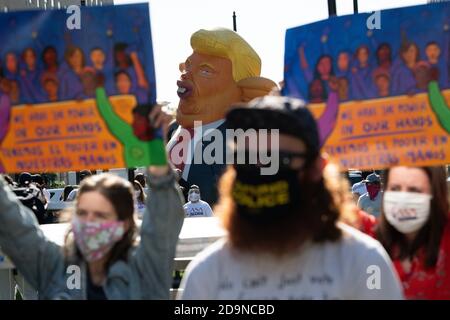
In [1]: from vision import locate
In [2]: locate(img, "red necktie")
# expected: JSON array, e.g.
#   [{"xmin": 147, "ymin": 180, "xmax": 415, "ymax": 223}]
[{"xmin": 168, "ymin": 127, "xmax": 195, "ymax": 173}]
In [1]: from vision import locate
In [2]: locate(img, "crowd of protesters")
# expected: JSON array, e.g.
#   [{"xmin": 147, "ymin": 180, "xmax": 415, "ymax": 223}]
[
  {"xmin": 299, "ymin": 39, "xmax": 448, "ymax": 103},
  {"xmin": 0, "ymin": 43, "xmax": 150, "ymax": 106},
  {"xmin": 1, "ymin": 94, "xmax": 449, "ymax": 300}
]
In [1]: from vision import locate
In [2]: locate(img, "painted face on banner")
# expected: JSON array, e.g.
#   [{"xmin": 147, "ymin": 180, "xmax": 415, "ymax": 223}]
[
  {"xmin": 69, "ymin": 49, "xmax": 84, "ymax": 70},
  {"xmin": 116, "ymin": 73, "xmax": 132, "ymax": 94},
  {"xmin": 176, "ymin": 52, "xmax": 241, "ymax": 128},
  {"xmin": 91, "ymin": 49, "xmax": 106, "ymax": 69},
  {"xmin": 425, "ymin": 43, "xmax": 441, "ymax": 64},
  {"xmin": 317, "ymin": 56, "xmax": 332, "ymax": 77},
  {"xmin": 357, "ymin": 47, "xmax": 369, "ymax": 65},
  {"xmin": 403, "ymin": 44, "xmax": 418, "ymax": 66},
  {"xmin": 23, "ymin": 49, "xmax": 36, "ymax": 69},
  {"xmin": 377, "ymin": 45, "xmax": 391, "ymax": 64},
  {"xmin": 44, "ymin": 79, "xmax": 58, "ymax": 98},
  {"xmin": 5, "ymin": 53, "xmax": 17, "ymax": 73},
  {"xmin": 337, "ymin": 52, "xmax": 349, "ymax": 72},
  {"xmin": 43, "ymin": 48, "xmax": 58, "ymax": 67}
]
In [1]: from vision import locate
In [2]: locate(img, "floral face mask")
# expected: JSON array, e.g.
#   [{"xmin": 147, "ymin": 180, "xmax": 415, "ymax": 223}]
[{"xmin": 72, "ymin": 216, "xmax": 125, "ymax": 262}]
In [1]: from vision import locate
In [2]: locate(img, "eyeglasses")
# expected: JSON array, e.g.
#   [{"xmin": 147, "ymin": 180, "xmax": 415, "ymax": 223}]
[
  {"xmin": 233, "ymin": 150, "xmax": 309, "ymax": 169},
  {"xmin": 278, "ymin": 151, "xmax": 309, "ymax": 169}
]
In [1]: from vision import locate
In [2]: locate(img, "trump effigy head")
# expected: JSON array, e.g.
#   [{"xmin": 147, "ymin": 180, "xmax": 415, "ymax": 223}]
[{"xmin": 176, "ymin": 27, "xmax": 277, "ymax": 128}]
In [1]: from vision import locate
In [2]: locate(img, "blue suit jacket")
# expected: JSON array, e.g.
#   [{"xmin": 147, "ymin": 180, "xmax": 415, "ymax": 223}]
[{"xmin": 169, "ymin": 122, "xmax": 228, "ymax": 206}]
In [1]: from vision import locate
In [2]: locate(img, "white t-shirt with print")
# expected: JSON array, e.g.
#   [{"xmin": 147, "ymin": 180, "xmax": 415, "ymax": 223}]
[
  {"xmin": 183, "ymin": 200, "xmax": 213, "ymax": 217},
  {"xmin": 178, "ymin": 223, "xmax": 403, "ymax": 300}
]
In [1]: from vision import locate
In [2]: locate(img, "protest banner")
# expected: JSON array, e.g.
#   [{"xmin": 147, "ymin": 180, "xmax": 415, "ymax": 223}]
[
  {"xmin": 284, "ymin": 2, "xmax": 450, "ymax": 170},
  {"xmin": 0, "ymin": 3, "xmax": 165, "ymax": 173}
]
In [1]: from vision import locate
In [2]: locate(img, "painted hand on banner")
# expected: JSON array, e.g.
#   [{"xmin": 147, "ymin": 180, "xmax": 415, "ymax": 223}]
[{"xmin": 428, "ymin": 81, "xmax": 450, "ymax": 134}]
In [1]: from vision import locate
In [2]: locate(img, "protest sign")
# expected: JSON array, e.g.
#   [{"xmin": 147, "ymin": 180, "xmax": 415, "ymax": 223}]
[
  {"xmin": 284, "ymin": 2, "xmax": 450, "ymax": 170},
  {"xmin": 0, "ymin": 3, "xmax": 165, "ymax": 173}
]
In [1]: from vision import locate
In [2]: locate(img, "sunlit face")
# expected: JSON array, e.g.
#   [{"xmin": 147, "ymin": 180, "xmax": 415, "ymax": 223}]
[
  {"xmin": 425, "ymin": 44, "xmax": 440, "ymax": 64},
  {"xmin": 357, "ymin": 47, "xmax": 369, "ymax": 65},
  {"xmin": 317, "ymin": 56, "xmax": 332, "ymax": 77},
  {"xmin": 23, "ymin": 49, "xmax": 36, "ymax": 69},
  {"xmin": 91, "ymin": 49, "xmax": 105, "ymax": 70},
  {"xmin": 386, "ymin": 166, "xmax": 431, "ymax": 195},
  {"xmin": 176, "ymin": 52, "xmax": 241, "ymax": 127},
  {"xmin": 5, "ymin": 53, "xmax": 17, "ymax": 73},
  {"xmin": 337, "ymin": 53, "xmax": 349, "ymax": 72},
  {"xmin": 76, "ymin": 191, "xmax": 118, "ymax": 223},
  {"xmin": 403, "ymin": 45, "xmax": 418, "ymax": 66},
  {"xmin": 69, "ymin": 49, "xmax": 83, "ymax": 70},
  {"xmin": 116, "ymin": 73, "xmax": 131, "ymax": 94}
]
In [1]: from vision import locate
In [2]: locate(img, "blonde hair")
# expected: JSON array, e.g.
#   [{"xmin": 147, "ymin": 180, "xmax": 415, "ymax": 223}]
[{"xmin": 191, "ymin": 28, "xmax": 261, "ymax": 82}]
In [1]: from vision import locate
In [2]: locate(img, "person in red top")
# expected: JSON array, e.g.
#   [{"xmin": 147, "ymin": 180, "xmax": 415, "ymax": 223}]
[{"xmin": 360, "ymin": 166, "xmax": 450, "ymax": 299}]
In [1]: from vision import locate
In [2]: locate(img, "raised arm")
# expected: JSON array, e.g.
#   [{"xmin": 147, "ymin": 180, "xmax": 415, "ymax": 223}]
[
  {"xmin": 0, "ymin": 177, "xmax": 63, "ymax": 294},
  {"xmin": 298, "ymin": 45, "xmax": 313, "ymax": 83},
  {"xmin": 130, "ymin": 106, "xmax": 184, "ymax": 299},
  {"xmin": 130, "ymin": 52, "xmax": 149, "ymax": 90},
  {"xmin": 95, "ymin": 87, "xmax": 135, "ymax": 141},
  {"xmin": 317, "ymin": 79, "xmax": 340, "ymax": 146},
  {"xmin": 131, "ymin": 166, "xmax": 185, "ymax": 299},
  {"xmin": 428, "ymin": 80, "xmax": 450, "ymax": 133}
]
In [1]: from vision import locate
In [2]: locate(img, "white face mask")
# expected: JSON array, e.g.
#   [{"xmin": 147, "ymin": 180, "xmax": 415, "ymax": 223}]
[
  {"xmin": 188, "ymin": 191, "xmax": 200, "ymax": 202},
  {"xmin": 383, "ymin": 191, "xmax": 432, "ymax": 234}
]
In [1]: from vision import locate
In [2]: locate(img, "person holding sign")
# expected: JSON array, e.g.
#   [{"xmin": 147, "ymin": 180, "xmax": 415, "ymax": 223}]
[
  {"xmin": 360, "ymin": 166, "xmax": 450, "ymax": 299},
  {"xmin": 179, "ymin": 96, "xmax": 403, "ymax": 300},
  {"xmin": 0, "ymin": 107, "xmax": 185, "ymax": 299}
]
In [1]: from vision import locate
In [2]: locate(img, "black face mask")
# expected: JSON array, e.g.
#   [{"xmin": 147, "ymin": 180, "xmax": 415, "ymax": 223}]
[{"xmin": 232, "ymin": 164, "xmax": 302, "ymax": 222}]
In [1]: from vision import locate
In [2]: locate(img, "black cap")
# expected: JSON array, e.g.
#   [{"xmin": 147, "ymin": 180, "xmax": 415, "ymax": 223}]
[
  {"xmin": 79, "ymin": 170, "xmax": 92, "ymax": 181},
  {"xmin": 18, "ymin": 172, "xmax": 32, "ymax": 186},
  {"xmin": 226, "ymin": 96, "xmax": 320, "ymax": 158},
  {"xmin": 32, "ymin": 174, "xmax": 44, "ymax": 185},
  {"xmin": 362, "ymin": 172, "xmax": 381, "ymax": 184}
]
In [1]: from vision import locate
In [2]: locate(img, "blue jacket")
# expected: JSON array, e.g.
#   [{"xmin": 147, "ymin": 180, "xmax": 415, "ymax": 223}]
[
  {"xmin": 0, "ymin": 171, "xmax": 184, "ymax": 299},
  {"xmin": 185, "ymin": 122, "xmax": 228, "ymax": 206}
]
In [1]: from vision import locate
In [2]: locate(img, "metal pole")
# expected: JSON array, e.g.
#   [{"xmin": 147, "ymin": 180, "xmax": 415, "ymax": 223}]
[
  {"xmin": 327, "ymin": 0, "xmax": 337, "ymax": 17},
  {"xmin": 353, "ymin": 0, "xmax": 359, "ymax": 14},
  {"xmin": 232, "ymin": 11, "xmax": 237, "ymax": 32}
]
